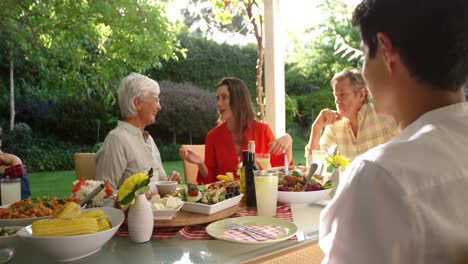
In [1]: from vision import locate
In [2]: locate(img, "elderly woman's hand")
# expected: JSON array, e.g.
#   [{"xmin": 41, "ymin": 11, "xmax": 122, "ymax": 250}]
[
  {"xmin": 179, "ymin": 148, "xmax": 203, "ymax": 165},
  {"xmin": 168, "ymin": 170, "xmax": 182, "ymax": 183},
  {"xmin": 268, "ymin": 134, "xmax": 292, "ymax": 155}
]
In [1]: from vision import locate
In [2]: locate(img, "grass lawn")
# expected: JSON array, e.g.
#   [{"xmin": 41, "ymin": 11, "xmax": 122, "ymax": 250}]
[{"xmin": 28, "ymin": 135, "xmax": 308, "ymax": 198}]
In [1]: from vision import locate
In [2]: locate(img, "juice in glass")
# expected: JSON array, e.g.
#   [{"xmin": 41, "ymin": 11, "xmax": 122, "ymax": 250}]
[
  {"xmin": 255, "ymin": 153, "xmax": 271, "ymax": 170},
  {"xmin": 254, "ymin": 171, "xmax": 278, "ymax": 216}
]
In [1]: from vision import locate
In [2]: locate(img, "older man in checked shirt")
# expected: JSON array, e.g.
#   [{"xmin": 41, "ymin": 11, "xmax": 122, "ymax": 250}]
[{"xmin": 305, "ymin": 69, "xmax": 397, "ymax": 163}]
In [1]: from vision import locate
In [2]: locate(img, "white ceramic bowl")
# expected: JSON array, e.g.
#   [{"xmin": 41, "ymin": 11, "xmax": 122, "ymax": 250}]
[
  {"xmin": 152, "ymin": 203, "xmax": 183, "ymax": 221},
  {"xmin": 277, "ymin": 188, "xmax": 333, "ymax": 204},
  {"xmin": 155, "ymin": 181, "xmax": 178, "ymax": 197},
  {"xmin": 0, "ymin": 226, "xmax": 23, "ymax": 249},
  {"xmin": 16, "ymin": 207, "xmax": 124, "ymax": 262}
]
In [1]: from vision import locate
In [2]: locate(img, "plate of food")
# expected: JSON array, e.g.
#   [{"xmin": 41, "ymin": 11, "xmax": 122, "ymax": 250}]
[
  {"xmin": 181, "ymin": 181, "xmax": 243, "ymax": 215},
  {"xmin": 275, "ymin": 165, "xmax": 334, "ymax": 204},
  {"xmin": 0, "ymin": 197, "xmax": 80, "ymax": 227}
]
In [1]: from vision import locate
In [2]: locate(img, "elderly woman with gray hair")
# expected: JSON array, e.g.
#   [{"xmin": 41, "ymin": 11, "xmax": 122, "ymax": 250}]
[{"xmin": 96, "ymin": 73, "xmax": 181, "ymax": 191}]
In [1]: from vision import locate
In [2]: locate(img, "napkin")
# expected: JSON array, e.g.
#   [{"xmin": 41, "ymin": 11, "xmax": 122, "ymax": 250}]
[{"xmin": 222, "ymin": 225, "xmax": 280, "ymax": 242}]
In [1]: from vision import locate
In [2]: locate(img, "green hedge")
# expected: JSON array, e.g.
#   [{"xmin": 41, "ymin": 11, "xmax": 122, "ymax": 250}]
[{"xmin": 151, "ymin": 30, "xmax": 258, "ymax": 96}]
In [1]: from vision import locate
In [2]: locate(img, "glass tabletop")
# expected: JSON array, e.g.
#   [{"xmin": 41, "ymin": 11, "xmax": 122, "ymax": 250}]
[{"xmin": 8, "ymin": 203, "xmax": 325, "ymax": 264}]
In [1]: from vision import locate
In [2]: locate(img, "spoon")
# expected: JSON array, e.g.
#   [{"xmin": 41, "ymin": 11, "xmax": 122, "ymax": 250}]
[
  {"xmin": 79, "ymin": 183, "xmax": 105, "ymax": 207},
  {"xmin": 302, "ymin": 163, "xmax": 318, "ymax": 191}
]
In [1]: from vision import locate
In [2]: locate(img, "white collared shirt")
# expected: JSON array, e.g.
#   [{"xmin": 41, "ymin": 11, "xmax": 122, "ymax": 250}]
[
  {"xmin": 95, "ymin": 121, "xmax": 167, "ymax": 190},
  {"xmin": 319, "ymin": 102, "xmax": 468, "ymax": 263}
]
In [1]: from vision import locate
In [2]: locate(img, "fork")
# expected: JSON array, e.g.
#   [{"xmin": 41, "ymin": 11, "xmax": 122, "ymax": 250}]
[
  {"xmin": 227, "ymin": 222, "xmax": 277, "ymax": 239},
  {"xmin": 225, "ymin": 219, "xmax": 268, "ymax": 241}
]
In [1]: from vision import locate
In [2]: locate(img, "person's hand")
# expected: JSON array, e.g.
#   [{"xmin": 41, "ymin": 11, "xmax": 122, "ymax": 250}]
[
  {"xmin": 313, "ymin": 109, "xmax": 342, "ymax": 131},
  {"xmin": 179, "ymin": 147, "xmax": 203, "ymax": 165},
  {"xmin": 268, "ymin": 134, "xmax": 292, "ymax": 155},
  {"xmin": 168, "ymin": 170, "xmax": 182, "ymax": 183}
]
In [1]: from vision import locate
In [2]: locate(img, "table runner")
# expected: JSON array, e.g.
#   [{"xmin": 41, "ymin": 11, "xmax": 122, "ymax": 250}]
[{"xmin": 115, "ymin": 204, "xmax": 295, "ymax": 240}]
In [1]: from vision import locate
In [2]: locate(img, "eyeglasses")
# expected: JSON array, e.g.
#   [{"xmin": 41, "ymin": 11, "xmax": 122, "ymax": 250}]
[{"xmin": 141, "ymin": 95, "xmax": 160, "ymax": 105}]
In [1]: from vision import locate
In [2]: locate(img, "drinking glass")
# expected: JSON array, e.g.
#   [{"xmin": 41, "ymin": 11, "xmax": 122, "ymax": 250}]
[
  {"xmin": 255, "ymin": 153, "xmax": 271, "ymax": 170},
  {"xmin": 1, "ymin": 178, "xmax": 21, "ymax": 205},
  {"xmin": 254, "ymin": 170, "xmax": 278, "ymax": 217},
  {"xmin": 312, "ymin": 150, "xmax": 330, "ymax": 176}
]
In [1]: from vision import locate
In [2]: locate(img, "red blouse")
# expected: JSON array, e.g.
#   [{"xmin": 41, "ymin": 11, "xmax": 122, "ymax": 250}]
[{"xmin": 198, "ymin": 120, "xmax": 291, "ymax": 184}]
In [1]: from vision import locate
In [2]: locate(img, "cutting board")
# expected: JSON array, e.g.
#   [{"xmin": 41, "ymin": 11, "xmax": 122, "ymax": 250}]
[{"xmin": 154, "ymin": 205, "xmax": 240, "ymax": 227}]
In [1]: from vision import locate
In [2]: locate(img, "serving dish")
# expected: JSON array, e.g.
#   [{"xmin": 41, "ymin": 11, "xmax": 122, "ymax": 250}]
[
  {"xmin": 16, "ymin": 207, "xmax": 124, "ymax": 262},
  {"xmin": 277, "ymin": 188, "xmax": 332, "ymax": 204},
  {"xmin": 0, "ymin": 197, "xmax": 80, "ymax": 227},
  {"xmin": 181, "ymin": 194, "xmax": 243, "ymax": 215},
  {"xmin": 152, "ymin": 203, "xmax": 183, "ymax": 220}
]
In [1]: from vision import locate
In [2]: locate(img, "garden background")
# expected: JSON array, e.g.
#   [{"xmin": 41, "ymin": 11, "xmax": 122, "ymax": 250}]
[{"xmin": 0, "ymin": 0, "xmax": 361, "ymax": 197}]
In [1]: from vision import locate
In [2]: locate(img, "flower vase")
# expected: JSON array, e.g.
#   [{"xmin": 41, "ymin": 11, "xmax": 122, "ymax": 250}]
[
  {"xmin": 329, "ymin": 167, "xmax": 347, "ymax": 199},
  {"xmin": 127, "ymin": 194, "xmax": 154, "ymax": 243},
  {"xmin": 329, "ymin": 168, "xmax": 339, "ymax": 199}
]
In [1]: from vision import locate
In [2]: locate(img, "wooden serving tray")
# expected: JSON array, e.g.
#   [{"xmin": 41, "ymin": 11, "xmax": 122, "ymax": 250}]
[{"xmin": 154, "ymin": 205, "xmax": 240, "ymax": 227}]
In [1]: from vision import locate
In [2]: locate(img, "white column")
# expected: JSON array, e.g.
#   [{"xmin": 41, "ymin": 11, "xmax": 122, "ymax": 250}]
[{"xmin": 264, "ymin": 0, "xmax": 285, "ymax": 137}]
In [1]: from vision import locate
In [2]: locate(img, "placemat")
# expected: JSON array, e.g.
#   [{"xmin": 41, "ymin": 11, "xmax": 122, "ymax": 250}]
[
  {"xmin": 115, "ymin": 223, "xmax": 183, "ymax": 239},
  {"xmin": 115, "ymin": 204, "xmax": 296, "ymax": 240},
  {"xmin": 179, "ymin": 204, "xmax": 296, "ymax": 240}
]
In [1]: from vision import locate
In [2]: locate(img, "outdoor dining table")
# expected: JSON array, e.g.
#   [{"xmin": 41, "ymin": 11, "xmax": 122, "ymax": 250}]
[{"xmin": 9, "ymin": 202, "xmax": 326, "ymax": 264}]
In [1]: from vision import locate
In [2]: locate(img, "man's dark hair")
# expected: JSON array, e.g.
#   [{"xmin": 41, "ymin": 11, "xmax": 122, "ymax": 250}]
[{"xmin": 352, "ymin": 0, "xmax": 468, "ymax": 90}]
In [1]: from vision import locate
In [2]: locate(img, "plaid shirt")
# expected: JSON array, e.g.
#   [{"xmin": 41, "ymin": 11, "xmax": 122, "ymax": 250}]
[{"xmin": 319, "ymin": 104, "xmax": 398, "ymax": 161}]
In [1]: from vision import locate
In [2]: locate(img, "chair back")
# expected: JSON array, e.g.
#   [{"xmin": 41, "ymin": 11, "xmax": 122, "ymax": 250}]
[
  {"xmin": 74, "ymin": 153, "xmax": 96, "ymax": 180},
  {"xmin": 181, "ymin": 144, "xmax": 205, "ymax": 184}
]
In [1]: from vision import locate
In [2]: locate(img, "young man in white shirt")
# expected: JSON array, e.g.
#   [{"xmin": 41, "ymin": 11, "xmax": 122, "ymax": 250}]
[{"xmin": 319, "ymin": 0, "xmax": 468, "ymax": 263}]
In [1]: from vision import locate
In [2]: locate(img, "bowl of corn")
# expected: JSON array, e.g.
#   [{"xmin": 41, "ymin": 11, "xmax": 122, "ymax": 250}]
[{"xmin": 16, "ymin": 203, "xmax": 124, "ymax": 262}]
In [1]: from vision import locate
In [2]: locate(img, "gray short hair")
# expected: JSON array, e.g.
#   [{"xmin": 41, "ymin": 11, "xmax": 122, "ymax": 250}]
[
  {"xmin": 331, "ymin": 69, "xmax": 370, "ymax": 103},
  {"xmin": 118, "ymin": 73, "xmax": 160, "ymax": 118}
]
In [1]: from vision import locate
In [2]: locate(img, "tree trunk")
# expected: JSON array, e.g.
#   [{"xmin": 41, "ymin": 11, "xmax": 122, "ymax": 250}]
[
  {"xmin": 9, "ymin": 49, "xmax": 15, "ymax": 131},
  {"xmin": 246, "ymin": 0, "xmax": 265, "ymax": 121},
  {"xmin": 172, "ymin": 131, "xmax": 176, "ymax": 144}
]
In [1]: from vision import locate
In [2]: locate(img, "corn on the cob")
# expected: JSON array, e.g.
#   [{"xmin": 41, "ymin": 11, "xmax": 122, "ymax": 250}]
[
  {"xmin": 32, "ymin": 218, "xmax": 98, "ymax": 237},
  {"xmin": 54, "ymin": 202, "xmax": 81, "ymax": 219},
  {"xmin": 80, "ymin": 209, "xmax": 112, "ymax": 231},
  {"xmin": 80, "ymin": 209, "xmax": 106, "ymax": 219},
  {"xmin": 97, "ymin": 217, "xmax": 111, "ymax": 231}
]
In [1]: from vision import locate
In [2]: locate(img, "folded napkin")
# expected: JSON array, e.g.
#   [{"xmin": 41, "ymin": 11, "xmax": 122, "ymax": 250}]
[{"xmin": 221, "ymin": 225, "xmax": 280, "ymax": 242}]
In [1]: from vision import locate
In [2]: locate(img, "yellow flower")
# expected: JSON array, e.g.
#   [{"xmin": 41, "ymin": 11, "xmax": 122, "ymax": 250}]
[
  {"xmin": 326, "ymin": 153, "xmax": 350, "ymax": 169},
  {"xmin": 117, "ymin": 173, "xmax": 150, "ymax": 205}
]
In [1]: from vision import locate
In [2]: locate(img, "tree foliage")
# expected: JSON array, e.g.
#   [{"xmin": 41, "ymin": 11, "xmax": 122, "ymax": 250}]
[
  {"xmin": 285, "ymin": 0, "xmax": 361, "ymax": 96},
  {"xmin": 152, "ymin": 30, "xmax": 258, "ymax": 95},
  {"xmin": 284, "ymin": 0, "xmax": 361, "ymax": 132},
  {"xmin": 0, "ymin": 0, "xmax": 182, "ymax": 101}
]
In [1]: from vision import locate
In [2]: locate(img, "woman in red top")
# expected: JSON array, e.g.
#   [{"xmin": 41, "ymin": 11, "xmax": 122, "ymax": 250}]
[{"xmin": 180, "ymin": 77, "xmax": 293, "ymax": 184}]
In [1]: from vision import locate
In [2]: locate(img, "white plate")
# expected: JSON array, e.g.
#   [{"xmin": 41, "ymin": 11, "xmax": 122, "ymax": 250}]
[
  {"xmin": 16, "ymin": 207, "xmax": 124, "ymax": 262},
  {"xmin": 206, "ymin": 216, "xmax": 297, "ymax": 244},
  {"xmin": 181, "ymin": 194, "xmax": 243, "ymax": 215}
]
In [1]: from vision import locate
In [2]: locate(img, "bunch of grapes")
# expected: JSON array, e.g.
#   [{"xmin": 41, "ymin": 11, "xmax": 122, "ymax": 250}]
[{"xmin": 225, "ymin": 185, "xmax": 241, "ymax": 199}]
